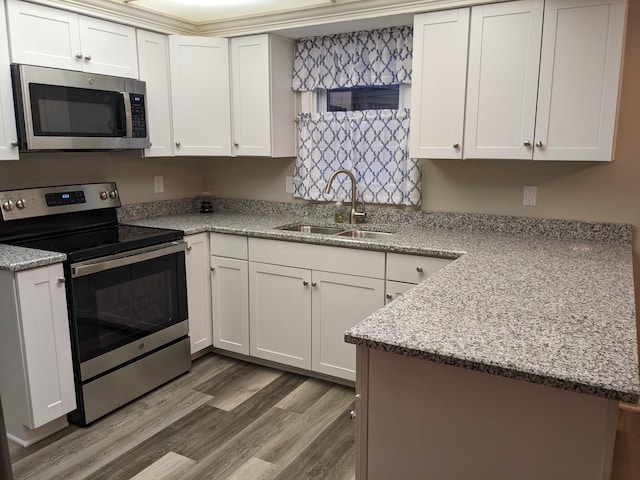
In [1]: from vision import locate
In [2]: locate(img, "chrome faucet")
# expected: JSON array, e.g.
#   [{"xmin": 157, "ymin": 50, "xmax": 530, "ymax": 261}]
[{"xmin": 324, "ymin": 169, "xmax": 366, "ymax": 225}]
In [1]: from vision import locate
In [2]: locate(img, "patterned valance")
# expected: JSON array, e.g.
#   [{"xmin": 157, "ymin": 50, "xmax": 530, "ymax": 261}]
[
  {"xmin": 292, "ymin": 26, "xmax": 413, "ymax": 91},
  {"xmin": 293, "ymin": 108, "xmax": 421, "ymax": 206}
]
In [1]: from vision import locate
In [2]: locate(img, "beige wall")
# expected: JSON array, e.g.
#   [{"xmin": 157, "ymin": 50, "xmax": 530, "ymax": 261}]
[{"xmin": 0, "ymin": 150, "xmax": 205, "ymax": 205}]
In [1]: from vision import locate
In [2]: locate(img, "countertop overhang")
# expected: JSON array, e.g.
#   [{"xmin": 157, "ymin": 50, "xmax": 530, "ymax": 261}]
[{"xmin": 1, "ymin": 210, "xmax": 637, "ymax": 403}]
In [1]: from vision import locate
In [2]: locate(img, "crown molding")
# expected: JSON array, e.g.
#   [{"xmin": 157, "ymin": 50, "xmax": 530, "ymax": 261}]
[
  {"xmin": 25, "ymin": 0, "xmax": 503, "ymax": 37},
  {"xmin": 24, "ymin": 0, "xmax": 194, "ymax": 34}
]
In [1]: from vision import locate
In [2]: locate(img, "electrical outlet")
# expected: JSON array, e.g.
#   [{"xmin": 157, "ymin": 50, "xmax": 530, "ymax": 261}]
[
  {"xmin": 285, "ymin": 176, "xmax": 294, "ymax": 194},
  {"xmin": 154, "ymin": 175, "xmax": 164, "ymax": 193},
  {"xmin": 523, "ymin": 185, "xmax": 537, "ymax": 206}
]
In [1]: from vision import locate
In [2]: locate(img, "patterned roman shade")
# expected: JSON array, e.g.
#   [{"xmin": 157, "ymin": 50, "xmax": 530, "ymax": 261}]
[
  {"xmin": 293, "ymin": 108, "xmax": 422, "ymax": 206},
  {"xmin": 292, "ymin": 26, "xmax": 413, "ymax": 91}
]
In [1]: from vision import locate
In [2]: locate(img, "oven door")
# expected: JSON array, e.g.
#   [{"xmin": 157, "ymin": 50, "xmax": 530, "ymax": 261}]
[{"xmin": 69, "ymin": 241, "xmax": 188, "ymax": 381}]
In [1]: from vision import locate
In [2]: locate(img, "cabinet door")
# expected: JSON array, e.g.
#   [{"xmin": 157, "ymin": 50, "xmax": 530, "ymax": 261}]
[
  {"xmin": 137, "ymin": 30, "xmax": 173, "ymax": 157},
  {"xmin": 169, "ymin": 36, "xmax": 232, "ymax": 156},
  {"xmin": 249, "ymin": 262, "xmax": 311, "ymax": 369},
  {"xmin": 312, "ymin": 271, "xmax": 384, "ymax": 381},
  {"xmin": 409, "ymin": 9, "xmax": 469, "ymax": 159},
  {"xmin": 464, "ymin": 0, "xmax": 543, "ymax": 159},
  {"xmin": 230, "ymin": 35, "xmax": 271, "ymax": 156},
  {"xmin": 15, "ymin": 265, "xmax": 76, "ymax": 428},
  {"xmin": 6, "ymin": 0, "xmax": 82, "ymax": 71},
  {"xmin": 185, "ymin": 233, "xmax": 213, "ymax": 354},
  {"xmin": 385, "ymin": 280, "xmax": 415, "ymax": 304},
  {"xmin": 211, "ymin": 256, "xmax": 249, "ymax": 355},
  {"xmin": 78, "ymin": 15, "xmax": 138, "ymax": 78},
  {"xmin": 0, "ymin": 3, "xmax": 19, "ymax": 161},
  {"xmin": 534, "ymin": 0, "xmax": 626, "ymax": 161}
]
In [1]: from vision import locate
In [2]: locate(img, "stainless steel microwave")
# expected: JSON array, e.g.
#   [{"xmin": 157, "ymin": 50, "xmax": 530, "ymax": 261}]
[{"xmin": 11, "ymin": 64, "xmax": 150, "ymax": 151}]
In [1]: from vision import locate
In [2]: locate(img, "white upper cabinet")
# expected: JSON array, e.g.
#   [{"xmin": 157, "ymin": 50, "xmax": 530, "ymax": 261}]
[
  {"xmin": 230, "ymin": 34, "xmax": 296, "ymax": 157},
  {"xmin": 0, "ymin": 1, "xmax": 19, "ymax": 161},
  {"xmin": 169, "ymin": 36, "xmax": 232, "ymax": 156},
  {"xmin": 409, "ymin": 9, "xmax": 469, "ymax": 160},
  {"xmin": 137, "ymin": 30, "xmax": 174, "ymax": 157},
  {"xmin": 411, "ymin": 0, "xmax": 626, "ymax": 162},
  {"xmin": 534, "ymin": 0, "xmax": 627, "ymax": 161},
  {"xmin": 6, "ymin": 0, "xmax": 139, "ymax": 78},
  {"xmin": 464, "ymin": 0, "xmax": 544, "ymax": 160}
]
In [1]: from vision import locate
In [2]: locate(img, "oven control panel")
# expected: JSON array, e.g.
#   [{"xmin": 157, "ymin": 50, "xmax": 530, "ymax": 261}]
[{"xmin": 0, "ymin": 182, "xmax": 121, "ymax": 221}]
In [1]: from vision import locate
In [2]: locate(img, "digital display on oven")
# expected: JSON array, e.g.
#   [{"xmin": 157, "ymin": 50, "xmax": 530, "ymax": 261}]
[{"xmin": 45, "ymin": 191, "xmax": 86, "ymax": 206}]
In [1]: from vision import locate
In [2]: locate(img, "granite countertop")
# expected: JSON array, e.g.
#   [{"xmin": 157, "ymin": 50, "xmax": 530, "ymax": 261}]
[{"xmin": 1, "ymin": 209, "xmax": 637, "ymax": 403}]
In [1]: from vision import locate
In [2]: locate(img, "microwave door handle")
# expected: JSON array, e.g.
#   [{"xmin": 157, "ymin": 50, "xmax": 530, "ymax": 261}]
[{"xmin": 122, "ymin": 92, "xmax": 132, "ymax": 138}]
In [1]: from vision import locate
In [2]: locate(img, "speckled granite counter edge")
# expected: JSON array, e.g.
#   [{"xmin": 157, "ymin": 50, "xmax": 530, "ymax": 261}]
[
  {"xmin": 118, "ymin": 197, "xmax": 633, "ymax": 244},
  {"xmin": 345, "ymin": 335, "xmax": 638, "ymax": 404}
]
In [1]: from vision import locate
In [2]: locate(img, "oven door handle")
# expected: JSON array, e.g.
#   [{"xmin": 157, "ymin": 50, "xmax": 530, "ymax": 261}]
[{"xmin": 71, "ymin": 241, "xmax": 186, "ymax": 278}]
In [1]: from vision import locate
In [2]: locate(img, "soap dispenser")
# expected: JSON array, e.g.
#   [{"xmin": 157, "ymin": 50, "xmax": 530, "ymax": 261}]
[{"xmin": 334, "ymin": 199, "xmax": 345, "ymax": 223}]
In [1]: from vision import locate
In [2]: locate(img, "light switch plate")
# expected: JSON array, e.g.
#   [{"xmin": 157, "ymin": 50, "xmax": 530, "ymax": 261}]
[{"xmin": 285, "ymin": 176, "xmax": 294, "ymax": 194}]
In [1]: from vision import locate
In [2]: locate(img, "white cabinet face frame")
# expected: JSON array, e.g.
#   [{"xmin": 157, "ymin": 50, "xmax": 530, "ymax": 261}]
[
  {"xmin": 534, "ymin": 0, "xmax": 627, "ymax": 161},
  {"xmin": 464, "ymin": 0, "xmax": 544, "ymax": 160},
  {"xmin": 211, "ymin": 256, "xmax": 250, "ymax": 355},
  {"xmin": 169, "ymin": 36, "xmax": 232, "ymax": 156},
  {"xmin": 0, "ymin": 2, "xmax": 19, "ymax": 161},
  {"xmin": 185, "ymin": 233, "xmax": 213, "ymax": 354},
  {"xmin": 137, "ymin": 30, "xmax": 174, "ymax": 157},
  {"xmin": 409, "ymin": 8, "xmax": 470, "ymax": 159}
]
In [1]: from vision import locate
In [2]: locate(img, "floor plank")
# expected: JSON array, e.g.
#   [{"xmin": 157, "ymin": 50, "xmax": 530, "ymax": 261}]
[{"xmin": 129, "ymin": 451, "xmax": 196, "ymax": 480}]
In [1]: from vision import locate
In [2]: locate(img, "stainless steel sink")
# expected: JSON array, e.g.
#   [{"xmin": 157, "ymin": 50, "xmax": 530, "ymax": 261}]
[
  {"xmin": 277, "ymin": 224, "xmax": 346, "ymax": 235},
  {"xmin": 337, "ymin": 230, "xmax": 394, "ymax": 239}
]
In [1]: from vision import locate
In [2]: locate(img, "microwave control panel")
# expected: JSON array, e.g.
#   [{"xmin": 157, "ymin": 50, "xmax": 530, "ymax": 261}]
[{"xmin": 130, "ymin": 93, "xmax": 147, "ymax": 138}]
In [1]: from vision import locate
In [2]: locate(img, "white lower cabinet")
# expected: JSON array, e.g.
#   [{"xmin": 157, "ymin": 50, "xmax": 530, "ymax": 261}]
[
  {"xmin": 0, "ymin": 264, "xmax": 76, "ymax": 445},
  {"xmin": 184, "ymin": 233, "xmax": 213, "ymax": 354},
  {"xmin": 385, "ymin": 280, "xmax": 415, "ymax": 304},
  {"xmin": 248, "ymin": 238, "xmax": 385, "ymax": 380},
  {"xmin": 385, "ymin": 253, "xmax": 454, "ymax": 304},
  {"xmin": 211, "ymin": 234, "xmax": 250, "ymax": 355},
  {"xmin": 249, "ymin": 262, "xmax": 312, "ymax": 369},
  {"xmin": 312, "ymin": 271, "xmax": 384, "ymax": 381}
]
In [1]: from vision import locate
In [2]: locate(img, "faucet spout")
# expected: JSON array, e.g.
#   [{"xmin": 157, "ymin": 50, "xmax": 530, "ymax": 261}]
[{"xmin": 324, "ymin": 169, "xmax": 366, "ymax": 225}]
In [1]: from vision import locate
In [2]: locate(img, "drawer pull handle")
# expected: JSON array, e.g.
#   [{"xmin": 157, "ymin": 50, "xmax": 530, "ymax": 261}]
[
  {"xmin": 386, "ymin": 293, "xmax": 393, "ymax": 300},
  {"xmin": 303, "ymin": 280, "xmax": 309, "ymax": 286},
  {"xmin": 416, "ymin": 266, "xmax": 423, "ymax": 273},
  {"xmin": 186, "ymin": 245, "xmax": 192, "ymax": 251},
  {"xmin": 311, "ymin": 282, "xmax": 317, "ymax": 287},
  {"xmin": 58, "ymin": 277, "xmax": 66, "ymax": 284}
]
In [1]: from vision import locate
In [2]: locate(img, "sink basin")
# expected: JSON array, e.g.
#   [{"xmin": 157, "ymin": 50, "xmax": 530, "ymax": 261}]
[
  {"xmin": 277, "ymin": 224, "xmax": 346, "ymax": 235},
  {"xmin": 337, "ymin": 230, "xmax": 394, "ymax": 239}
]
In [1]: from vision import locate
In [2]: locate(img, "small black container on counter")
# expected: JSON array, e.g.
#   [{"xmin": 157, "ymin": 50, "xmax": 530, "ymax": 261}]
[{"xmin": 200, "ymin": 200, "xmax": 213, "ymax": 213}]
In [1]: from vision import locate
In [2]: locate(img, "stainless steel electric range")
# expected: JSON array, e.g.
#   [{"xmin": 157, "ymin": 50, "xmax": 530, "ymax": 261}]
[{"xmin": 0, "ymin": 182, "xmax": 191, "ymax": 425}]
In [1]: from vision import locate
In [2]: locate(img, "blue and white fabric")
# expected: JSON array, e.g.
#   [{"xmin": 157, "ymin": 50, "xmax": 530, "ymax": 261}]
[
  {"xmin": 293, "ymin": 108, "xmax": 421, "ymax": 206},
  {"xmin": 292, "ymin": 26, "xmax": 413, "ymax": 91}
]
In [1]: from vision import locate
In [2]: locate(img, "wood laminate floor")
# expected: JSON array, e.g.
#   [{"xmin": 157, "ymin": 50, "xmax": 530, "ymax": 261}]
[
  {"xmin": 7, "ymin": 353, "xmax": 640, "ymax": 480},
  {"xmin": 8, "ymin": 354, "xmax": 356, "ymax": 480}
]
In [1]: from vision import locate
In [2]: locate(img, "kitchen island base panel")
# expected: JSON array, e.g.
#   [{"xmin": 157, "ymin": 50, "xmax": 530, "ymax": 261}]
[{"xmin": 358, "ymin": 347, "xmax": 618, "ymax": 480}]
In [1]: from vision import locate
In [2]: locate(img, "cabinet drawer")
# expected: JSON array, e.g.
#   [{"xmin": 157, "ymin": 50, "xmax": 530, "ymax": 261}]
[
  {"xmin": 249, "ymin": 238, "xmax": 385, "ymax": 279},
  {"xmin": 386, "ymin": 253, "xmax": 452, "ymax": 284},
  {"xmin": 210, "ymin": 233, "xmax": 248, "ymax": 259}
]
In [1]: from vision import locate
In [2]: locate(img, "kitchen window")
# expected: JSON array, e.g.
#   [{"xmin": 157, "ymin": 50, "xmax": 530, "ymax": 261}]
[{"xmin": 291, "ymin": 26, "xmax": 421, "ymax": 207}]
